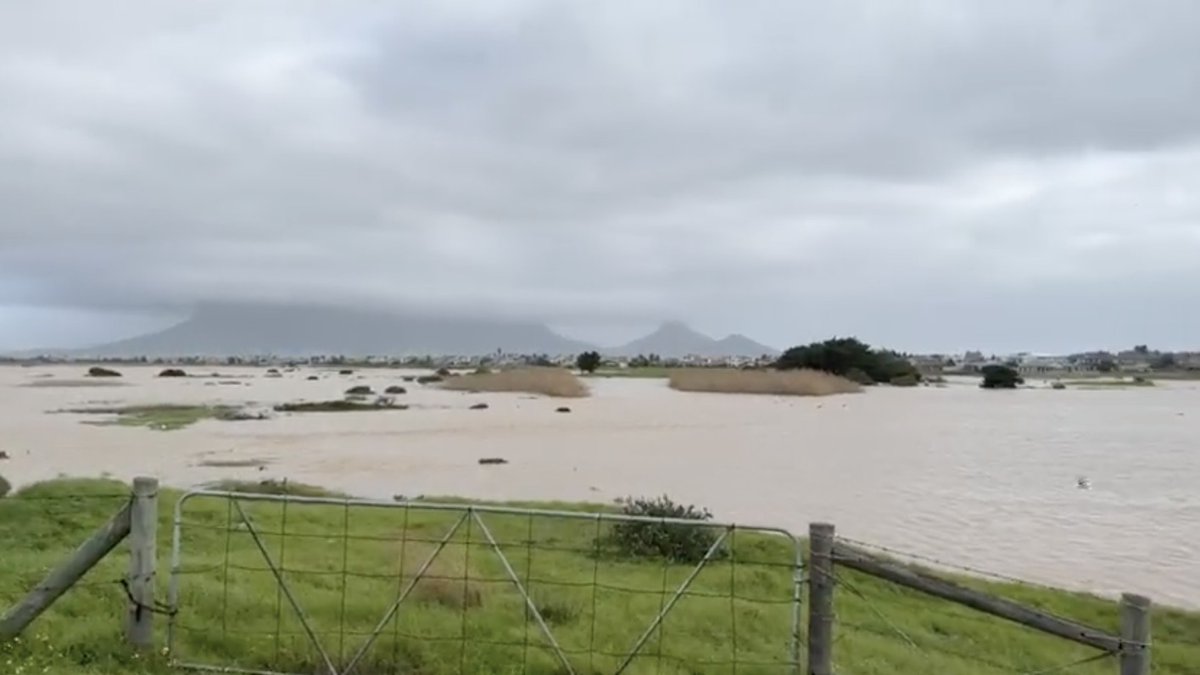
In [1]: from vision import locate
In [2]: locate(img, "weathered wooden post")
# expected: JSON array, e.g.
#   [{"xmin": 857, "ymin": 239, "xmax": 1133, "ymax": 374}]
[
  {"xmin": 1119, "ymin": 593, "xmax": 1150, "ymax": 675},
  {"xmin": 126, "ymin": 476, "xmax": 158, "ymax": 649},
  {"xmin": 0, "ymin": 502, "xmax": 132, "ymax": 640},
  {"xmin": 807, "ymin": 523, "xmax": 835, "ymax": 675}
]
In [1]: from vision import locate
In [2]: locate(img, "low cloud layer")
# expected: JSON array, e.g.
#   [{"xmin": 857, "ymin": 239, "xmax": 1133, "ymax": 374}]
[{"xmin": 3, "ymin": 1, "xmax": 1200, "ymax": 352}]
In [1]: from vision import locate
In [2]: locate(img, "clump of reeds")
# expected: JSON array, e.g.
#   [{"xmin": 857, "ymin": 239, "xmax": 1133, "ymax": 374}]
[{"xmin": 668, "ymin": 368, "xmax": 861, "ymax": 396}]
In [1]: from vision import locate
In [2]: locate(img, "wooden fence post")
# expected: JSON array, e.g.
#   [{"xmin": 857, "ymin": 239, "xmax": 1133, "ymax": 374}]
[
  {"xmin": 1119, "ymin": 593, "xmax": 1150, "ymax": 675},
  {"xmin": 125, "ymin": 476, "xmax": 158, "ymax": 649},
  {"xmin": 807, "ymin": 523, "xmax": 835, "ymax": 675},
  {"xmin": 0, "ymin": 503, "xmax": 132, "ymax": 640}
]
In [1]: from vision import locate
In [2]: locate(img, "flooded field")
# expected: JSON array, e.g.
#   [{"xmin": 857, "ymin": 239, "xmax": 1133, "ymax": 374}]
[{"xmin": 1, "ymin": 365, "xmax": 1197, "ymax": 608}]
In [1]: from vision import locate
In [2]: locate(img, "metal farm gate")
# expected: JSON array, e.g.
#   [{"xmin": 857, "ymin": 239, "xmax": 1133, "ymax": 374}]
[{"xmin": 166, "ymin": 490, "xmax": 805, "ymax": 675}]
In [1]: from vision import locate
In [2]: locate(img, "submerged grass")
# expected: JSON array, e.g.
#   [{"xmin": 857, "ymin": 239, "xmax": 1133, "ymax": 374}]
[
  {"xmin": 1059, "ymin": 378, "xmax": 1156, "ymax": 388},
  {"xmin": 64, "ymin": 405, "xmax": 237, "ymax": 431},
  {"xmin": 586, "ymin": 367, "xmax": 673, "ymax": 379},
  {"xmin": 273, "ymin": 399, "xmax": 407, "ymax": 413},
  {"xmin": 2, "ymin": 479, "xmax": 1197, "ymax": 674},
  {"xmin": 669, "ymin": 368, "xmax": 862, "ymax": 397},
  {"xmin": 439, "ymin": 367, "xmax": 590, "ymax": 398}
]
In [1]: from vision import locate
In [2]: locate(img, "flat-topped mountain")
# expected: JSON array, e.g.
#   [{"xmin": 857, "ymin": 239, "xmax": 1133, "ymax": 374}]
[{"xmin": 75, "ymin": 303, "xmax": 594, "ymax": 357}]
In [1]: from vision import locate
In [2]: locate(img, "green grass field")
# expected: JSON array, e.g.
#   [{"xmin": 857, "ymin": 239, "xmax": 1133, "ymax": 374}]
[{"xmin": 2, "ymin": 479, "xmax": 1198, "ymax": 675}]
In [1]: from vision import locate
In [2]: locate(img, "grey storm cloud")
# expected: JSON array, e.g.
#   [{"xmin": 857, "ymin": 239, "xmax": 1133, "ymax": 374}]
[{"xmin": 2, "ymin": 0, "xmax": 1200, "ymax": 352}]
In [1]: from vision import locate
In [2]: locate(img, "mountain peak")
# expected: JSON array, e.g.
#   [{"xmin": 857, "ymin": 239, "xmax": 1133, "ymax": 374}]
[{"xmin": 609, "ymin": 323, "xmax": 777, "ymax": 358}]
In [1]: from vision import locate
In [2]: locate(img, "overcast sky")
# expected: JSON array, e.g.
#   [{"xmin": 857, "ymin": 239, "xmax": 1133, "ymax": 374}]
[{"xmin": 3, "ymin": 1, "xmax": 1199, "ymax": 353}]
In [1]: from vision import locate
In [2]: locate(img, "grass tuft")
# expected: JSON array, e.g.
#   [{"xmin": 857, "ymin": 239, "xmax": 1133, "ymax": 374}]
[
  {"xmin": 439, "ymin": 367, "xmax": 589, "ymax": 398},
  {"xmin": 668, "ymin": 368, "xmax": 861, "ymax": 396}
]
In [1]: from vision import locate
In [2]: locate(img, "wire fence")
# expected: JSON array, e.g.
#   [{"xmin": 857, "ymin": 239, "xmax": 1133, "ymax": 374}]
[
  {"xmin": 166, "ymin": 490, "xmax": 805, "ymax": 675},
  {"xmin": 826, "ymin": 535, "xmax": 1130, "ymax": 675},
  {"xmin": 4, "ymin": 483, "xmax": 1193, "ymax": 674}
]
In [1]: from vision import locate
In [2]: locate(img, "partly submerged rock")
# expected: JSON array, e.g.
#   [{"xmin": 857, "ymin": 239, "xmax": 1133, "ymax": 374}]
[
  {"xmin": 158, "ymin": 368, "xmax": 187, "ymax": 378},
  {"xmin": 345, "ymin": 385, "xmax": 375, "ymax": 395},
  {"xmin": 469, "ymin": 403, "xmax": 489, "ymax": 410},
  {"xmin": 87, "ymin": 366, "xmax": 122, "ymax": 378},
  {"xmin": 555, "ymin": 407, "xmax": 572, "ymax": 413},
  {"xmin": 384, "ymin": 385, "xmax": 407, "ymax": 394},
  {"xmin": 478, "ymin": 457, "xmax": 508, "ymax": 465}
]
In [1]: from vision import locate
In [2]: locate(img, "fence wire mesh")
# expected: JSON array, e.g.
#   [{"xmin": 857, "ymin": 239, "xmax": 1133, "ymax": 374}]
[
  {"xmin": 167, "ymin": 490, "xmax": 804, "ymax": 675},
  {"xmin": 826, "ymin": 536, "xmax": 1128, "ymax": 675}
]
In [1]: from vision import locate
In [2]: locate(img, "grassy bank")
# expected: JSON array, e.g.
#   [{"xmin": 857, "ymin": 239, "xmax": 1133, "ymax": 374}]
[
  {"xmin": 3, "ymin": 479, "xmax": 1196, "ymax": 674},
  {"xmin": 440, "ymin": 368, "xmax": 589, "ymax": 398},
  {"xmin": 668, "ymin": 368, "xmax": 861, "ymax": 397}
]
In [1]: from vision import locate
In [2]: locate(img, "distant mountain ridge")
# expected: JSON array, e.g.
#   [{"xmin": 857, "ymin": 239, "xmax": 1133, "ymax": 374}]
[
  {"xmin": 73, "ymin": 302, "xmax": 593, "ymax": 357},
  {"xmin": 607, "ymin": 321, "xmax": 778, "ymax": 358},
  {"xmin": 14, "ymin": 305, "xmax": 777, "ymax": 358}
]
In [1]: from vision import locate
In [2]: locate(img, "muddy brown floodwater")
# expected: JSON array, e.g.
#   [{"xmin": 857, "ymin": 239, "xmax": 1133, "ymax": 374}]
[{"xmin": 1, "ymin": 366, "xmax": 1197, "ymax": 608}]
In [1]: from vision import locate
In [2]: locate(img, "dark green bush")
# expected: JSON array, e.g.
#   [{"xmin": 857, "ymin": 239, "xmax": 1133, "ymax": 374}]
[
  {"xmin": 575, "ymin": 351, "xmax": 602, "ymax": 373},
  {"xmin": 776, "ymin": 337, "xmax": 919, "ymax": 384},
  {"xmin": 845, "ymin": 367, "xmax": 876, "ymax": 385},
  {"xmin": 0, "ymin": 474, "xmax": 10, "ymax": 498},
  {"xmin": 609, "ymin": 495, "xmax": 721, "ymax": 563},
  {"xmin": 981, "ymin": 365, "xmax": 1023, "ymax": 389}
]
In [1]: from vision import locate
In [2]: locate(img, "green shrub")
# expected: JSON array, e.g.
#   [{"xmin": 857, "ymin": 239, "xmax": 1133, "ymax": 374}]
[
  {"xmin": 845, "ymin": 367, "xmax": 876, "ymax": 385},
  {"xmin": 981, "ymin": 365, "xmax": 1024, "ymax": 389},
  {"xmin": 609, "ymin": 495, "xmax": 721, "ymax": 563},
  {"xmin": 777, "ymin": 337, "xmax": 918, "ymax": 384},
  {"xmin": 575, "ymin": 351, "xmax": 602, "ymax": 374},
  {"xmin": 0, "ymin": 474, "xmax": 9, "ymax": 498}
]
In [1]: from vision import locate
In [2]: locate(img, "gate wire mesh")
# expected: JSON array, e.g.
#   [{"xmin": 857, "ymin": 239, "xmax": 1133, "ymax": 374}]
[
  {"xmin": 825, "ymin": 536, "xmax": 1131, "ymax": 675},
  {"xmin": 167, "ymin": 490, "xmax": 804, "ymax": 675}
]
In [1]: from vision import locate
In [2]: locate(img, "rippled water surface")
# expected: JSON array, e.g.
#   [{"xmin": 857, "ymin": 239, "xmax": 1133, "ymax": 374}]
[{"xmin": 2, "ymin": 366, "xmax": 1197, "ymax": 607}]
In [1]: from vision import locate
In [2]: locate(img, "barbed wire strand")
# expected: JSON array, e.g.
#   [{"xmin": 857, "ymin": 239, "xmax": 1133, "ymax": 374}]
[
  {"xmin": 1022, "ymin": 651, "xmax": 1113, "ymax": 675},
  {"xmin": 835, "ymin": 535, "xmax": 1054, "ymax": 590},
  {"xmin": 835, "ymin": 571, "xmax": 918, "ymax": 649}
]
